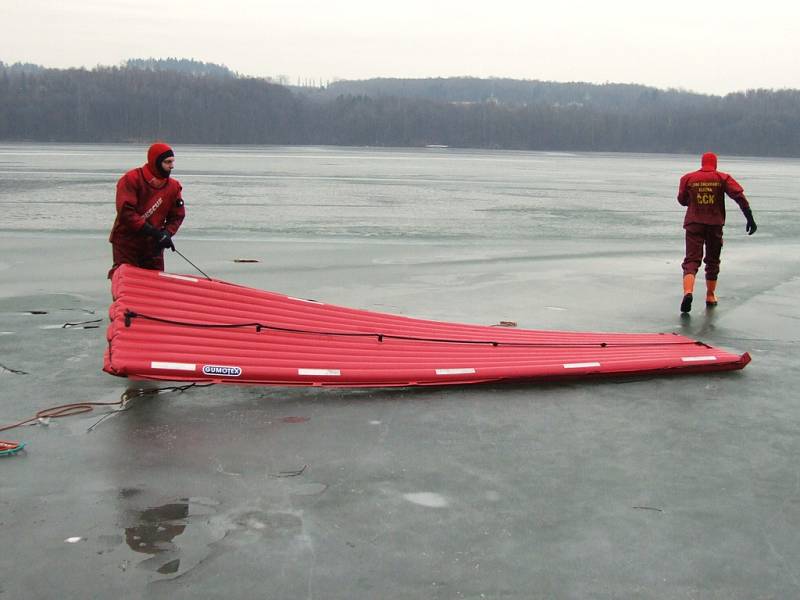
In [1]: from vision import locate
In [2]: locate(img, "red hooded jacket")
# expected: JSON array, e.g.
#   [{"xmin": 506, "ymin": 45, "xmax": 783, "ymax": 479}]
[
  {"xmin": 109, "ymin": 145, "xmax": 185, "ymax": 247},
  {"xmin": 677, "ymin": 152, "xmax": 749, "ymax": 227}
]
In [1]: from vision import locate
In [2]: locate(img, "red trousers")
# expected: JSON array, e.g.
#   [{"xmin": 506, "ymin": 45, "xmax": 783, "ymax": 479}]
[
  {"xmin": 108, "ymin": 242, "xmax": 164, "ymax": 279},
  {"xmin": 682, "ymin": 223, "xmax": 723, "ymax": 280}
]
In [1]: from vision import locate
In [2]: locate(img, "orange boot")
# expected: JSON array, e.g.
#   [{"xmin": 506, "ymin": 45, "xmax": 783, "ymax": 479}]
[
  {"xmin": 706, "ymin": 279, "xmax": 718, "ymax": 307},
  {"xmin": 680, "ymin": 274, "xmax": 695, "ymax": 313}
]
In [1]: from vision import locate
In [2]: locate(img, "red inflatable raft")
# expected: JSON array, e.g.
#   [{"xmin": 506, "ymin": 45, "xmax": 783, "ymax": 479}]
[{"xmin": 103, "ymin": 265, "xmax": 750, "ymax": 387}]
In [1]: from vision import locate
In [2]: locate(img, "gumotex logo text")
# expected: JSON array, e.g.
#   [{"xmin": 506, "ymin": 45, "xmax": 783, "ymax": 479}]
[{"xmin": 202, "ymin": 365, "xmax": 242, "ymax": 377}]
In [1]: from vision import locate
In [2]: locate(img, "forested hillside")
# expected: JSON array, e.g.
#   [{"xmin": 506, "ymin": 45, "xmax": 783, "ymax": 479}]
[{"xmin": 2, "ymin": 61, "xmax": 799, "ymax": 156}]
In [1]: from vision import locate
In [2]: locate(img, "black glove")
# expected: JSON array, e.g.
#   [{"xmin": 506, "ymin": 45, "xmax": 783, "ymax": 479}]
[
  {"xmin": 742, "ymin": 208, "xmax": 757, "ymax": 235},
  {"xmin": 141, "ymin": 223, "xmax": 175, "ymax": 250},
  {"xmin": 140, "ymin": 222, "xmax": 162, "ymax": 239},
  {"xmin": 156, "ymin": 230, "xmax": 175, "ymax": 251}
]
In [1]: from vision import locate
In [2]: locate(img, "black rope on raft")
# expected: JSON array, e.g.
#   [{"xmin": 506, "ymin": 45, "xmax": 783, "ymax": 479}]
[{"xmin": 122, "ymin": 310, "xmax": 703, "ymax": 349}]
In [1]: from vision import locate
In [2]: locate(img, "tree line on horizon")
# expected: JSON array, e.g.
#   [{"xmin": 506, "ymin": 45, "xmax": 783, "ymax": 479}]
[{"xmin": 1, "ymin": 60, "xmax": 800, "ymax": 157}]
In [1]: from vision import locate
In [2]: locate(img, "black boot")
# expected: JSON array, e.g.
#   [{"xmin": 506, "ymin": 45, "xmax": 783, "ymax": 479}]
[{"xmin": 680, "ymin": 293, "xmax": 693, "ymax": 314}]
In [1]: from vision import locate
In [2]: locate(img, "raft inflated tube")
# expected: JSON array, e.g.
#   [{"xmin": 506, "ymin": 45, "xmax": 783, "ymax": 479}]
[{"xmin": 103, "ymin": 265, "xmax": 751, "ymax": 387}]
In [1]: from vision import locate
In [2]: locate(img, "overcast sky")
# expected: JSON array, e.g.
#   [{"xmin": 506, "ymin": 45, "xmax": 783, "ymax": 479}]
[{"xmin": 2, "ymin": 0, "xmax": 799, "ymax": 95}]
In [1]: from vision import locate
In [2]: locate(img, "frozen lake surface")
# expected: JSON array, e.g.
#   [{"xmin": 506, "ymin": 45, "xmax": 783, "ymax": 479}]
[{"xmin": 1, "ymin": 144, "xmax": 799, "ymax": 599}]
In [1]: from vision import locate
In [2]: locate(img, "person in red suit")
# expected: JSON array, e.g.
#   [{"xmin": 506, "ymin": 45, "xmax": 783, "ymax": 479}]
[
  {"xmin": 108, "ymin": 142, "xmax": 185, "ymax": 278},
  {"xmin": 677, "ymin": 152, "xmax": 757, "ymax": 313}
]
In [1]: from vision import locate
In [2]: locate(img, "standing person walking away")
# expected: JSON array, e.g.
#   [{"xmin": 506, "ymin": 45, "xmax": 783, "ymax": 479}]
[
  {"xmin": 677, "ymin": 152, "xmax": 757, "ymax": 313},
  {"xmin": 108, "ymin": 142, "xmax": 185, "ymax": 278}
]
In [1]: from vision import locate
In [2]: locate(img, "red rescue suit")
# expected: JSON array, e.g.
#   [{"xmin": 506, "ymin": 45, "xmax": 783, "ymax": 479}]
[
  {"xmin": 109, "ymin": 146, "xmax": 185, "ymax": 277},
  {"xmin": 677, "ymin": 153, "xmax": 750, "ymax": 280}
]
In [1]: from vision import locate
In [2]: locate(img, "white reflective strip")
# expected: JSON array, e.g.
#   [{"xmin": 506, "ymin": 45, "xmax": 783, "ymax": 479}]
[
  {"xmin": 681, "ymin": 356, "xmax": 717, "ymax": 362},
  {"xmin": 159, "ymin": 272, "xmax": 199, "ymax": 283},
  {"xmin": 298, "ymin": 368, "xmax": 341, "ymax": 376},
  {"xmin": 435, "ymin": 368, "xmax": 476, "ymax": 375},
  {"xmin": 563, "ymin": 362, "xmax": 601, "ymax": 369},
  {"xmin": 289, "ymin": 297, "xmax": 323, "ymax": 304},
  {"xmin": 151, "ymin": 361, "xmax": 196, "ymax": 371}
]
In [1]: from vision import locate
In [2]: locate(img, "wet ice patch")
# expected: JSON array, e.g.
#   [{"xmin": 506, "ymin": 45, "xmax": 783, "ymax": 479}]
[
  {"xmin": 64, "ymin": 537, "xmax": 83, "ymax": 543},
  {"xmin": 369, "ymin": 420, "xmax": 382, "ymax": 425},
  {"xmin": 403, "ymin": 492, "xmax": 449, "ymax": 508},
  {"xmin": 242, "ymin": 516, "xmax": 267, "ymax": 530},
  {"xmin": 287, "ymin": 482, "xmax": 328, "ymax": 496},
  {"xmin": 232, "ymin": 510, "xmax": 303, "ymax": 539}
]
